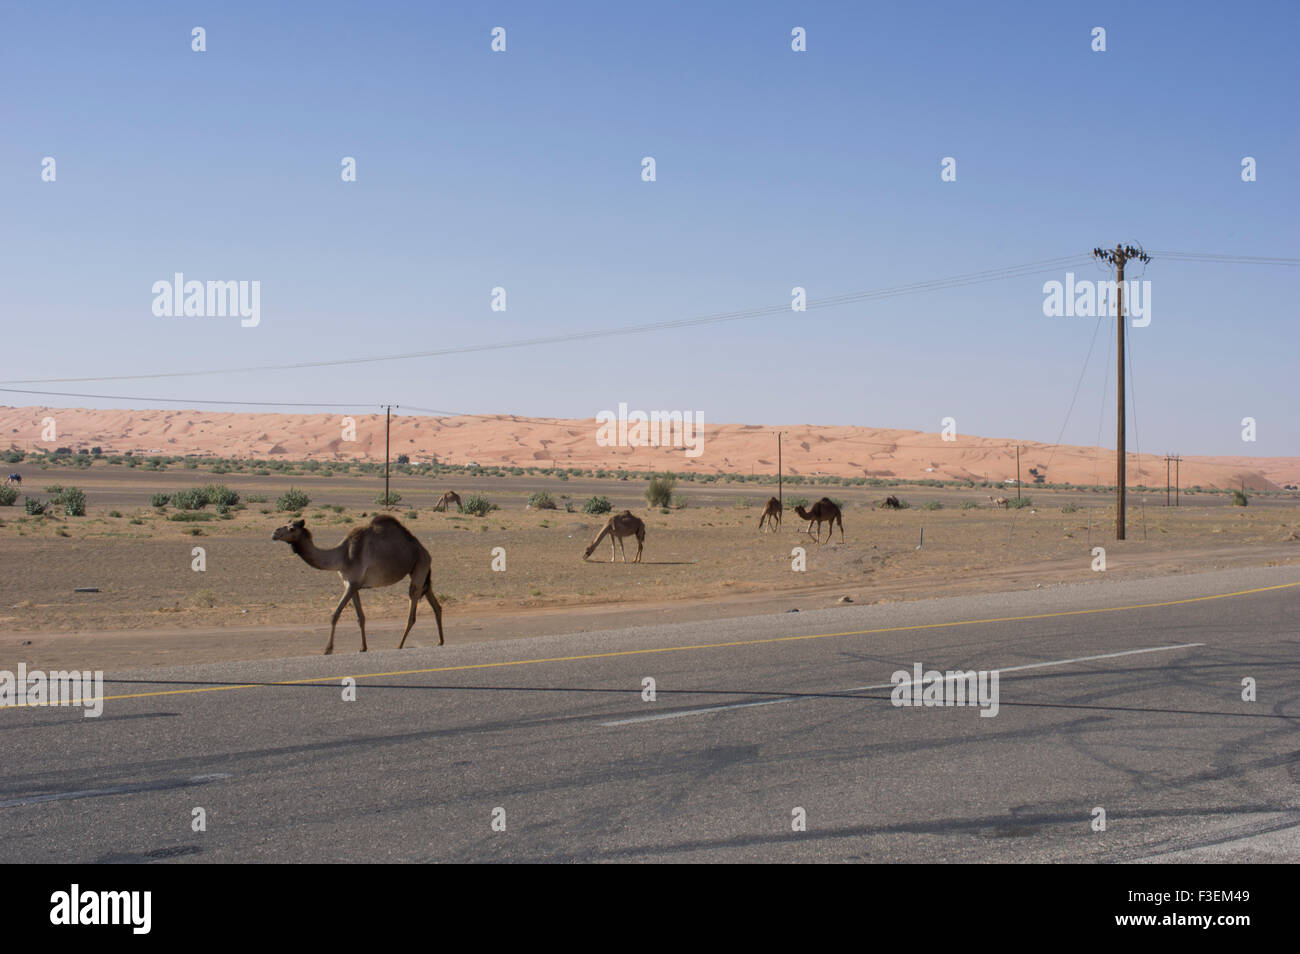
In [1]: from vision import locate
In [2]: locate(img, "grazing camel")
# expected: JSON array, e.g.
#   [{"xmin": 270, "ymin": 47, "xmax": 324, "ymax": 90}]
[
  {"xmin": 794, "ymin": 497, "xmax": 844, "ymax": 543},
  {"xmin": 881, "ymin": 495, "xmax": 902, "ymax": 510},
  {"xmin": 583, "ymin": 510, "xmax": 646, "ymax": 563},
  {"xmin": 758, "ymin": 496, "xmax": 782, "ymax": 532},
  {"xmin": 273, "ymin": 515, "xmax": 444, "ymax": 654},
  {"xmin": 988, "ymin": 496, "xmax": 1009, "ymax": 509},
  {"xmin": 432, "ymin": 491, "xmax": 462, "ymax": 512}
]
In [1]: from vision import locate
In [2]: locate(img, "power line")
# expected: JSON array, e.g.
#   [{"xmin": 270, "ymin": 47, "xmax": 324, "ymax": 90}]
[{"xmin": 0, "ymin": 254, "xmax": 1096, "ymax": 386}]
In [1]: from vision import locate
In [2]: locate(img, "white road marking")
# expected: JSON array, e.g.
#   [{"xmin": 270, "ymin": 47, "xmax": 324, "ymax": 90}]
[{"xmin": 600, "ymin": 643, "xmax": 1205, "ymax": 726}]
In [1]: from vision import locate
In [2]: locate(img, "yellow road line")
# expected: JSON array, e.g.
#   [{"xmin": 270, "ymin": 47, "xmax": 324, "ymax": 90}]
[{"xmin": 7, "ymin": 579, "xmax": 1298, "ymax": 709}]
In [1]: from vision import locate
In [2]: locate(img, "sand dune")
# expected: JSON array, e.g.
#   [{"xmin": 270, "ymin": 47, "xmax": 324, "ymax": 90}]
[{"xmin": 2, "ymin": 405, "xmax": 1295, "ymax": 490}]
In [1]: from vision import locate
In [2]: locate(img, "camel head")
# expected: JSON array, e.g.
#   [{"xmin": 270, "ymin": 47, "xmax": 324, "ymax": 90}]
[
  {"xmin": 793, "ymin": 505, "xmax": 810, "ymax": 519},
  {"xmin": 583, "ymin": 539, "xmax": 599, "ymax": 560},
  {"xmin": 272, "ymin": 518, "xmax": 308, "ymax": 544}
]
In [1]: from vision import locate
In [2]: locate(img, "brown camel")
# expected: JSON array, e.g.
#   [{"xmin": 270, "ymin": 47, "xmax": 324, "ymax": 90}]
[
  {"xmin": 273, "ymin": 515, "xmax": 444, "ymax": 654},
  {"xmin": 989, "ymin": 495, "xmax": 1009, "ymax": 509},
  {"xmin": 583, "ymin": 510, "xmax": 646, "ymax": 563},
  {"xmin": 794, "ymin": 497, "xmax": 844, "ymax": 543},
  {"xmin": 758, "ymin": 496, "xmax": 782, "ymax": 532},
  {"xmin": 880, "ymin": 495, "xmax": 902, "ymax": 510},
  {"xmin": 432, "ymin": 491, "xmax": 462, "ymax": 512}
]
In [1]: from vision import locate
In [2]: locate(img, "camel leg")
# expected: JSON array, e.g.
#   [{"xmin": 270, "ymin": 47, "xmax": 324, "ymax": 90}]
[
  {"xmin": 610, "ymin": 534, "xmax": 618, "ymax": 563},
  {"xmin": 326, "ymin": 582, "xmax": 357, "ymax": 655},
  {"xmin": 423, "ymin": 583, "xmax": 445, "ymax": 646},
  {"xmin": 351, "ymin": 589, "xmax": 367, "ymax": 652},
  {"xmin": 635, "ymin": 536, "xmax": 643, "ymax": 563},
  {"xmin": 398, "ymin": 581, "xmax": 421, "ymax": 649},
  {"xmin": 837, "ymin": 516, "xmax": 844, "ymax": 543},
  {"xmin": 618, "ymin": 535, "xmax": 628, "ymax": 563}
]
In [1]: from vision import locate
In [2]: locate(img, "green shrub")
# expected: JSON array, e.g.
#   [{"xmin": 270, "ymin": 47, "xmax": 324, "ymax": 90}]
[
  {"xmin": 169, "ymin": 511, "xmax": 216, "ymax": 522},
  {"xmin": 645, "ymin": 474, "xmax": 676, "ymax": 508},
  {"xmin": 277, "ymin": 488, "xmax": 311, "ymax": 511},
  {"xmin": 24, "ymin": 497, "xmax": 46, "ymax": 515},
  {"xmin": 961, "ymin": 500, "xmax": 978, "ymax": 510},
  {"xmin": 0, "ymin": 485, "xmax": 17, "ymax": 506},
  {"xmin": 1232, "ymin": 489, "xmax": 1248, "ymax": 507},
  {"xmin": 1061, "ymin": 503, "xmax": 1079, "ymax": 513},
  {"xmin": 787, "ymin": 496, "xmax": 810, "ymax": 510},
  {"xmin": 172, "ymin": 488, "xmax": 208, "ymax": 510},
  {"xmin": 149, "ymin": 493, "xmax": 170, "ymax": 508},
  {"xmin": 1008, "ymin": 497, "xmax": 1033, "ymax": 509},
  {"xmin": 528, "ymin": 491, "xmax": 557, "ymax": 510},
  {"xmin": 583, "ymin": 495, "xmax": 613, "ymax": 515},
  {"xmin": 60, "ymin": 487, "xmax": 86, "ymax": 516},
  {"xmin": 375, "ymin": 491, "xmax": 402, "ymax": 506},
  {"xmin": 461, "ymin": 492, "xmax": 496, "ymax": 517},
  {"xmin": 923, "ymin": 500, "xmax": 943, "ymax": 511},
  {"xmin": 199, "ymin": 484, "xmax": 239, "ymax": 508}
]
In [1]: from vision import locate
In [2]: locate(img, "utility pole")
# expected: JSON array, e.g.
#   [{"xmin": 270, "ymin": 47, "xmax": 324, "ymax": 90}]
[
  {"xmin": 778, "ymin": 432, "xmax": 783, "ymax": 510},
  {"xmin": 1165, "ymin": 454, "xmax": 1172, "ymax": 506},
  {"xmin": 383, "ymin": 405, "xmax": 397, "ymax": 506},
  {"xmin": 1092, "ymin": 244, "xmax": 1151, "ymax": 540},
  {"xmin": 1016, "ymin": 445, "xmax": 1021, "ymax": 500},
  {"xmin": 1174, "ymin": 455, "xmax": 1181, "ymax": 506}
]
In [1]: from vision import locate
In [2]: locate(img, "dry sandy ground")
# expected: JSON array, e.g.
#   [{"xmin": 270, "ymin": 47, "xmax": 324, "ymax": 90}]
[
  {"xmin": 4, "ymin": 404, "xmax": 1297, "ymax": 488},
  {"xmin": 1, "ymin": 466, "xmax": 1297, "ymax": 671}
]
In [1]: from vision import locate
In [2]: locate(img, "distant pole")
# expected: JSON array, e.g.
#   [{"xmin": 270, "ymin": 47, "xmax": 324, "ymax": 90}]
[
  {"xmin": 384, "ymin": 405, "xmax": 395, "ymax": 505},
  {"xmin": 1093, "ymin": 244, "xmax": 1151, "ymax": 540},
  {"xmin": 778, "ymin": 432, "xmax": 783, "ymax": 510},
  {"xmin": 1165, "ymin": 454, "xmax": 1171, "ymax": 506},
  {"xmin": 1175, "ymin": 455, "xmax": 1181, "ymax": 506},
  {"xmin": 1016, "ymin": 446, "xmax": 1021, "ymax": 500}
]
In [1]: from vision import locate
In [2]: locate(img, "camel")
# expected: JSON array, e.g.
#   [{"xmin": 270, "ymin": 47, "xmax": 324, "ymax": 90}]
[
  {"xmin": 989, "ymin": 496, "xmax": 1009, "ymax": 509},
  {"xmin": 758, "ymin": 496, "xmax": 782, "ymax": 532},
  {"xmin": 881, "ymin": 495, "xmax": 902, "ymax": 510},
  {"xmin": 5, "ymin": 474, "xmax": 20, "ymax": 486},
  {"xmin": 583, "ymin": 510, "xmax": 645, "ymax": 563},
  {"xmin": 273, "ymin": 514, "xmax": 443, "ymax": 654},
  {"xmin": 794, "ymin": 497, "xmax": 844, "ymax": 543},
  {"xmin": 432, "ymin": 491, "xmax": 462, "ymax": 512}
]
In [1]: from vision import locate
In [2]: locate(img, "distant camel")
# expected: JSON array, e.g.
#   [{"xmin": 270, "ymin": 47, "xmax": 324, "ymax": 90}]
[
  {"xmin": 758, "ymin": 496, "xmax": 782, "ymax": 532},
  {"xmin": 4, "ymin": 474, "xmax": 19, "ymax": 486},
  {"xmin": 794, "ymin": 497, "xmax": 844, "ymax": 543},
  {"xmin": 989, "ymin": 496, "xmax": 1009, "ymax": 509},
  {"xmin": 432, "ymin": 491, "xmax": 462, "ymax": 512},
  {"xmin": 273, "ymin": 515, "xmax": 443, "ymax": 654},
  {"xmin": 881, "ymin": 495, "xmax": 902, "ymax": 510},
  {"xmin": 583, "ymin": 510, "xmax": 646, "ymax": 563}
]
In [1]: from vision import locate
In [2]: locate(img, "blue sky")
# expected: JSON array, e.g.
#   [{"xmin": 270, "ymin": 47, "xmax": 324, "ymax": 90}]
[{"xmin": 2, "ymin": 0, "xmax": 1296, "ymax": 456}]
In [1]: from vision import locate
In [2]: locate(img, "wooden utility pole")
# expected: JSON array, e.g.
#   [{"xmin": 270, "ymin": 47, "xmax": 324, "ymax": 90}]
[
  {"xmin": 1016, "ymin": 445, "xmax": 1021, "ymax": 500},
  {"xmin": 778, "ymin": 432, "xmax": 783, "ymax": 510},
  {"xmin": 1174, "ymin": 455, "xmax": 1181, "ymax": 506},
  {"xmin": 1092, "ymin": 244, "xmax": 1151, "ymax": 540},
  {"xmin": 383, "ymin": 405, "xmax": 397, "ymax": 506},
  {"xmin": 1165, "ymin": 454, "xmax": 1172, "ymax": 506}
]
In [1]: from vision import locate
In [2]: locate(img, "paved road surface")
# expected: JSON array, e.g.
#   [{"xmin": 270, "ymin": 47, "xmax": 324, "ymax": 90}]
[{"xmin": 3, "ymin": 565, "xmax": 1297, "ymax": 862}]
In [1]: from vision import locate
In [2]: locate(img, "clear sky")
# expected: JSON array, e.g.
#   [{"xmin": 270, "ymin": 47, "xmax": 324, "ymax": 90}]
[{"xmin": 2, "ymin": 1, "xmax": 1296, "ymax": 456}]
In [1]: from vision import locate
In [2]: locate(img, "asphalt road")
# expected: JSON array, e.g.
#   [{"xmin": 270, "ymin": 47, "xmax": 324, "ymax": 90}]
[{"xmin": 2, "ymin": 565, "xmax": 1298, "ymax": 863}]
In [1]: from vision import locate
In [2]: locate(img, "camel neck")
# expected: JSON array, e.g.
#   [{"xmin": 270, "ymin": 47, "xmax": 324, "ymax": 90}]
[{"xmin": 292, "ymin": 533, "xmax": 347, "ymax": 571}]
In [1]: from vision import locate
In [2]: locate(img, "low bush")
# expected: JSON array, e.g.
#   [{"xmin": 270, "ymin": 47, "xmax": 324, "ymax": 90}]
[{"xmin": 277, "ymin": 488, "xmax": 311, "ymax": 511}]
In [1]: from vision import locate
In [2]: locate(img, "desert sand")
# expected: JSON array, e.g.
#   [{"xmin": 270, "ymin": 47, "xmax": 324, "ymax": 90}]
[{"xmin": 2, "ymin": 405, "xmax": 1296, "ymax": 490}]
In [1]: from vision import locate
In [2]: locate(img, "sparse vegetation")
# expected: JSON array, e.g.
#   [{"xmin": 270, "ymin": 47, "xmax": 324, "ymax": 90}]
[
  {"xmin": 528, "ymin": 491, "xmax": 558, "ymax": 510},
  {"xmin": 583, "ymin": 496, "xmax": 613, "ymax": 515},
  {"xmin": 0, "ymin": 486, "xmax": 17, "ymax": 507},
  {"xmin": 645, "ymin": 474, "xmax": 676, "ymax": 508},
  {"xmin": 1233, "ymin": 489, "xmax": 1249, "ymax": 507},
  {"xmin": 461, "ymin": 492, "xmax": 496, "ymax": 517},
  {"xmin": 149, "ymin": 493, "xmax": 170, "ymax": 508},
  {"xmin": 277, "ymin": 488, "xmax": 311, "ymax": 511}
]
